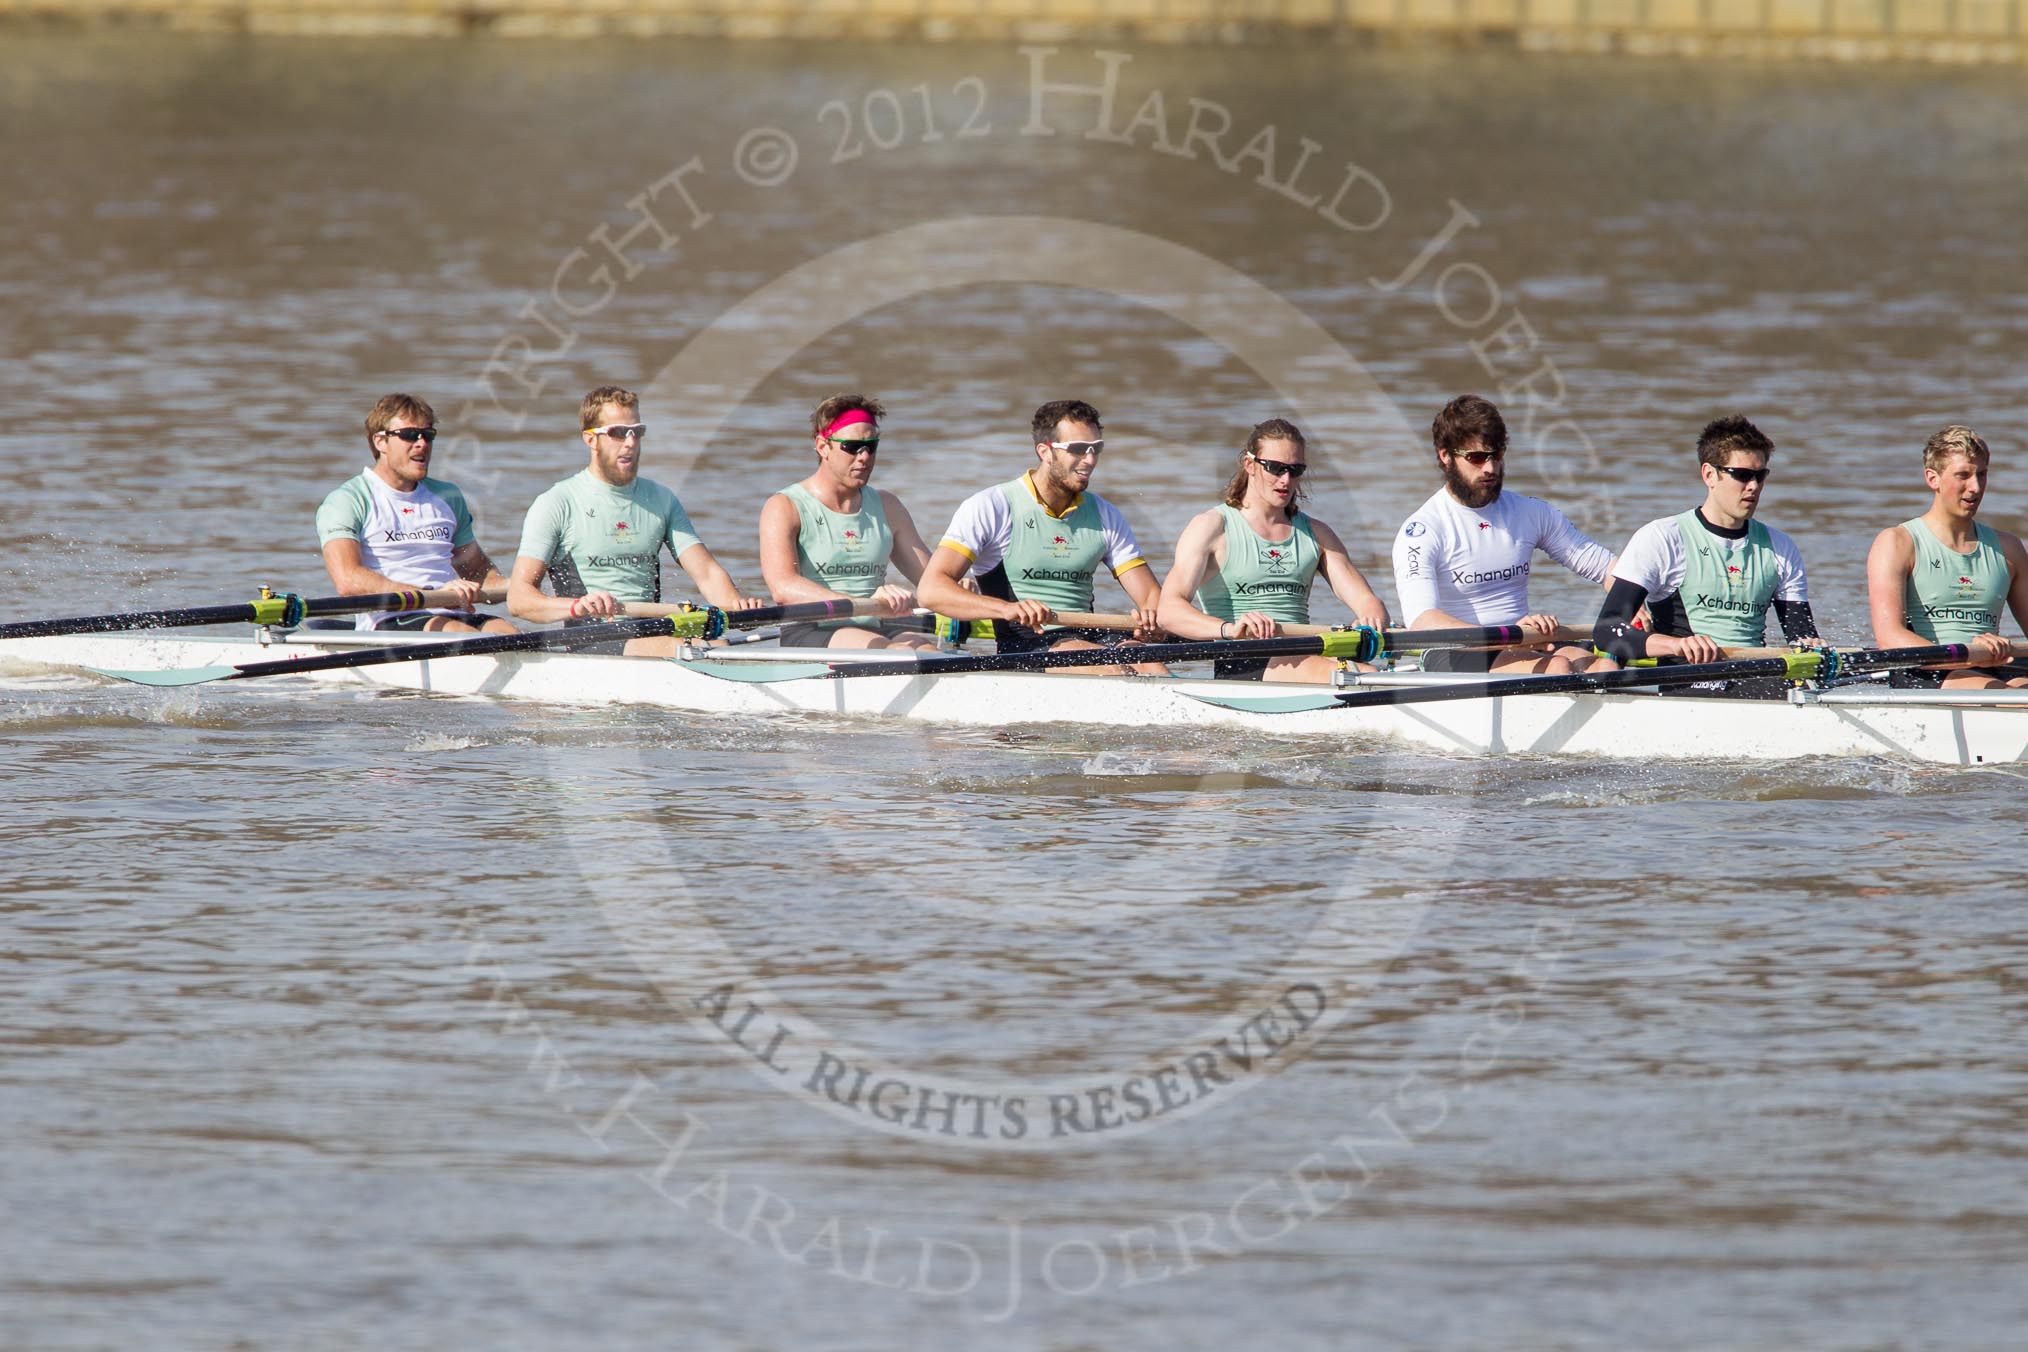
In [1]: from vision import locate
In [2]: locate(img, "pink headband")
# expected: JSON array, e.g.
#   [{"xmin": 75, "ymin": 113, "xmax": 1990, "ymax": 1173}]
[{"xmin": 822, "ymin": 410, "xmax": 876, "ymax": 438}]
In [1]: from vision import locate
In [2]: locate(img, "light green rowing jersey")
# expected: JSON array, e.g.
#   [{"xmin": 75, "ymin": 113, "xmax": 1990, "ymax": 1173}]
[
  {"xmin": 993, "ymin": 476, "xmax": 1108, "ymax": 613},
  {"xmin": 516, "ymin": 468, "xmax": 704, "ymax": 602},
  {"xmin": 1901, "ymin": 518, "xmax": 2010, "ymax": 641},
  {"xmin": 1194, "ymin": 506, "xmax": 1318, "ymax": 625},
  {"xmin": 1673, "ymin": 509, "xmax": 1779, "ymax": 645},
  {"xmin": 781, "ymin": 482, "xmax": 893, "ymax": 630}
]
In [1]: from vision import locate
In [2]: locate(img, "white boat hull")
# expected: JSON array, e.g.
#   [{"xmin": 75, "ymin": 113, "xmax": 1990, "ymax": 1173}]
[{"xmin": 5, "ymin": 630, "xmax": 2027, "ymax": 765}]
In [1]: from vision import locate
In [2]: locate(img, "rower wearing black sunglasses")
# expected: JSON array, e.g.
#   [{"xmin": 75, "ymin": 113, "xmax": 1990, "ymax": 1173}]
[
  {"xmin": 757, "ymin": 394, "xmax": 941, "ymax": 651},
  {"xmin": 1392, "ymin": 394, "xmax": 1619, "ymax": 675},
  {"xmin": 915, "ymin": 398, "xmax": 1169, "ymax": 676},
  {"xmin": 1158, "ymin": 417, "xmax": 1391, "ymax": 682},
  {"xmin": 316, "ymin": 392, "xmax": 515, "ymax": 634},
  {"xmin": 507, "ymin": 384, "xmax": 761, "ymax": 656},
  {"xmin": 1593, "ymin": 415, "xmax": 1818, "ymax": 670}
]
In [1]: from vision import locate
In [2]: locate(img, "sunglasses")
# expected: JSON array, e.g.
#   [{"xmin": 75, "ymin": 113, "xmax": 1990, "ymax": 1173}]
[
  {"xmin": 1048, "ymin": 440, "xmax": 1104, "ymax": 459},
  {"xmin": 1451, "ymin": 449, "xmax": 1503, "ymax": 466},
  {"xmin": 1251, "ymin": 455, "xmax": 1307, "ymax": 479},
  {"xmin": 828, "ymin": 436, "xmax": 880, "ymax": 455},
  {"xmin": 1717, "ymin": 465, "xmax": 1769, "ymax": 484},
  {"xmin": 381, "ymin": 427, "xmax": 437, "ymax": 444},
  {"xmin": 592, "ymin": 423, "xmax": 648, "ymax": 441}
]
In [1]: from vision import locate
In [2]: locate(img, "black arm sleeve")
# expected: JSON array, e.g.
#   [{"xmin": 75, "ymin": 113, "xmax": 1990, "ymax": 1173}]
[
  {"xmin": 1773, "ymin": 598, "xmax": 1819, "ymax": 642},
  {"xmin": 1593, "ymin": 576, "xmax": 1653, "ymax": 662}
]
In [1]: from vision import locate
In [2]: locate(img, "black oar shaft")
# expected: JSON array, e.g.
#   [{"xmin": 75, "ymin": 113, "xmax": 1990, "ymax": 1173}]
[
  {"xmin": 0, "ymin": 587, "xmax": 495, "ymax": 642},
  {"xmin": 215, "ymin": 617, "xmax": 679, "ymax": 681}
]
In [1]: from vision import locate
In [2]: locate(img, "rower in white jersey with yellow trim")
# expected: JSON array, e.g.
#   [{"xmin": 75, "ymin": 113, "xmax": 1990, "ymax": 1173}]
[
  {"xmin": 1391, "ymin": 394, "xmax": 1619, "ymax": 674},
  {"xmin": 507, "ymin": 384, "xmax": 761, "ymax": 658},
  {"xmin": 758, "ymin": 394, "xmax": 939, "ymax": 651},
  {"xmin": 915, "ymin": 398, "xmax": 1169, "ymax": 677},
  {"xmin": 316, "ymin": 392, "xmax": 515, "ymax": 634},
  {"xmin": 1158, "ymin": 417, "xmax": 1391, "ymax": 683},
  {"xmin": 1866, "ymin": 424, "xmax": 2028, "ymax": 689},
  {"xmin": 1593, "ymin": 416, "xmax": 1818, "ymax": 672}
]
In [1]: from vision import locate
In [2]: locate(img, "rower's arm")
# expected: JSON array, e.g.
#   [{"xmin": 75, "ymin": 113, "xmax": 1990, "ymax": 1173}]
[
  {"xmin": 451, "ymin": 541, "xmax": 505, "ymax": 589},
  {"xmin": 1772, "ymin": 599, "xmax": 1819, "ymax": 643},
  {"xmin": 757, "ymin": 493, "xmax": 845, "ymax": 606},
  {"xmin": 1865, "ymin": 526, "xmax": 1927, "ymax": 649},
  {"xmin": 675, "ymin": 542, "xmax": 755, "ymax": 611},
  {"xmin": 507, "ymin": 555, "xmax": 585, "ymax": 624},
  {"xmin": 1155, "ymin": 511, "xmax": 1228, "ymax": 640},
  {"xmin": 1312, "ymin": 520, "xmax": 1389, "ymax": 629},
  {"xmin": 2000, "ymin": 529, "xmax": 2028, "ymax": 636},
  {"xmin": 915, "ymin": 545, "xmax": 1048, "ymax": 626},
  {"xmin": 321, "ymin": 539, "xmax": 413, "ymax": 598},
  {"xmin": 882, "ymin": 493, "xmax": 936, "ymax": 588},
  {"xmin": 1592, "ymin": 576, "xmax": 1653, "ymax": 661}
]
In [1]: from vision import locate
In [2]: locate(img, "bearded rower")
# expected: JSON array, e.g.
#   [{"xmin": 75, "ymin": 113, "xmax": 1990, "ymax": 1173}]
[
  {"xmin": 1865, "ymin": 424, "xmax": 2028, "ymax": 689},
  {"xmin": 508, "ymin": 384, "xmax": 760, "ymax": 656},
  {"xmin": 758, "ymin": 394, "xmax": 938, "ymax": 651},
  {"xmin": 1593, "ymin": 416, "xmax": 1818, "ymax": 673},
  {"xmin": 316, "ymin": 393, "xmax": 514, "ymax": 633},
  {"xmin": 1391, "ymin": 394, "xmax": 1617, "ymax": 674},
  {"xmin": 914, "ymin": 398, "xmax": 1166, "ymax": 676},
  {"xmin": 1158, "ymin": 417, "xmax": 1389, "ymax": 682}
]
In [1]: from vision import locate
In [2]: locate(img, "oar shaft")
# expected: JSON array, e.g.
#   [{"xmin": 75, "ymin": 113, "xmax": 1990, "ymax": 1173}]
[
  {"xmin": 213, "ymin": 617, "xmax": 678, "ymax": 682},
  {"xmin": 1019, "ymin": 613, "xmax": 1592, "ymax": 649},
  {"xmin": 619, "ymin": 598, "xmax": 887, "ymax": 626},
  {"xmin": 0, "ymin": 586, "xmax": 506, "ymax": 641}
]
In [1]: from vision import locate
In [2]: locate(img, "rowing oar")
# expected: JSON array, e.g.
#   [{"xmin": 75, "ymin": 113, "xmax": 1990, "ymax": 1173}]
[
  {"xmin": 684, "ymin": 621, "xmax": 1595, "ymax": 685},
  {"xmin": 937, "ymin": 611, "xmax": 1591, "ymax": 648},
  {"xmin": 86, "ymin": 599, "xmax": 874, "ymax": 688},
  {"xmin": 1313, "ymin": 642, "xmax": 2017, "ymax": 712},
  {"xmin": 0, "ymin": 586, "xmax": 508, "ymax": 642}
]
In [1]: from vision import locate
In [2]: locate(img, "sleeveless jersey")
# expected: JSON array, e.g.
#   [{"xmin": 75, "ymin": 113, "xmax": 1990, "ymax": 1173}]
[
  {"xmin": 1901, "ymin": 518, "xmax": 2010, "ymax": 641},
  {"xmin": 1195, "ymin": 506, "xmax": 1318, "ymax": 624},
  {"xmin": 1671, "ymin": 510, "xmax": 1780, "ymax": 645},
  {"xmin": 315, "ymin": 469, "xmax": 477, "ymax": 628},
  {"xmin": 515, "ymin": 468, "xmax": 703, "ymax": 602},
  {"xmin": 781, "ymin": 482, "xmax": 893, "ymax": 631}
]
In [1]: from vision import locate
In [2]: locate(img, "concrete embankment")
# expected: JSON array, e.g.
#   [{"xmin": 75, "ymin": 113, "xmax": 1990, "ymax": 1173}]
[{"xmin": 3, "ymin": 0, "xmax": 2023, "ymax": 64}]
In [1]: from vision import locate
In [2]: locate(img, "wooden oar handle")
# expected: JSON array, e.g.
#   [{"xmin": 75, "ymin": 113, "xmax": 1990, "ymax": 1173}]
[{"xmin": 412, "ymin": 585, "xmax": 507, "ymax": 607}]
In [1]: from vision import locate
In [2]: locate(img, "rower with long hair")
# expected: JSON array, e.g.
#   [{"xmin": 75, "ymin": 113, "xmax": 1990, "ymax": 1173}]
[
  {"xmin": 1865, "ymin": 424, "xmax": 2028, "ymax": 688},
  {"xmin": 1157, "ymin": 418, "xmax": 1390, "ymax": 682}
]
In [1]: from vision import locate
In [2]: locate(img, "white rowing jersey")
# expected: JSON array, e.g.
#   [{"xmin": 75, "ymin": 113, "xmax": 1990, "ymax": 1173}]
[
  {"xmin": 316, "ymin": 468, "xmax": 477, "ymax": 628},
  {"xmin": 1391, "ymin": 488, "xmax": 1613, "ymax": 625},
  {"xmin": 1613, "ymin": 513, "xmax": 1808, "ymax": 611}
]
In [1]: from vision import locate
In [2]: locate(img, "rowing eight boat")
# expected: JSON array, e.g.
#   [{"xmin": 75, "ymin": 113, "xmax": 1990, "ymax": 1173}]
[{"xmin": 4, "ymin": 628, "xmax": 2025, "ymax": 765}]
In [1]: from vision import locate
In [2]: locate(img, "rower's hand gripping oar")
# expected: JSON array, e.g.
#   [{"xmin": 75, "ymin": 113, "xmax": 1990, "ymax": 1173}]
[
  {"xmin": 85, "ymin": 598, "xmax": 862, "ymax": 688},
  {"xmin": 0, "ymin": 585, "xmax": 508, "ymax": 642},
  {"xmin": 1194, "ymin": 642, "xmax": 2010, "ymax": 715}
]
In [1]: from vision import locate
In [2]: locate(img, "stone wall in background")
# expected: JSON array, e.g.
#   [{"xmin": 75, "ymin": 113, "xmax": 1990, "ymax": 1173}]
[{"xmin": 3, "ymin": 0, "xmax": 2023, "ymax": 64}]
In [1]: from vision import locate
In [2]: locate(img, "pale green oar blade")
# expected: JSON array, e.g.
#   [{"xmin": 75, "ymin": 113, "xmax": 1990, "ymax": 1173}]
[
  {"xmin": 1179, "ymin": 690, "xmax": 1343, "ymax": 714},
  {"xmin": 88, "ymin": 665, "xmax": 243, "ymax": 688},
  {"xmin": 679, "ymin": 660, "xmax": 836, "ymax": 684}
]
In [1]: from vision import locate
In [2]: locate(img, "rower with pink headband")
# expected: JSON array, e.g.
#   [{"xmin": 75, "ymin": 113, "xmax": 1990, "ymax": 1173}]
[{"xmin": 758, "ymin": 393, "xmax": 943, "ymax": 651}]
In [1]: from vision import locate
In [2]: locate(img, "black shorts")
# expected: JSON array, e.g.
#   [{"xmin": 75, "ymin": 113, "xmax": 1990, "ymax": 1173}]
[
  {"xmin": 778, "ymin": 619, "xmax": 922, "ymax": 648},
  {"xmin": 993, "ymin": 623, "xmax": 1130, "ymax": 656},
  {"xmin": 374, "ymin": 610, "xmax": 503, "ymax": 632},
  {"xmin": 1418, "ymin": 646, "xmax": 1498, "ymax": 674}
]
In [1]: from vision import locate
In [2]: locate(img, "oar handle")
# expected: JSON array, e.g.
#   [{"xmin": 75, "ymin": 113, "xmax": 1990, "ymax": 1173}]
[{"xmin": 0, "ymin": 584, "xmax": 511, "ymax": 641}]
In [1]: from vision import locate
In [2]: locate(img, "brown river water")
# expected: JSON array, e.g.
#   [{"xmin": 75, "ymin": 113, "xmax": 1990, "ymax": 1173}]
[{"xmin": 3, "ymin": 31, "xmax": 2027, "ymax": 1350}]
